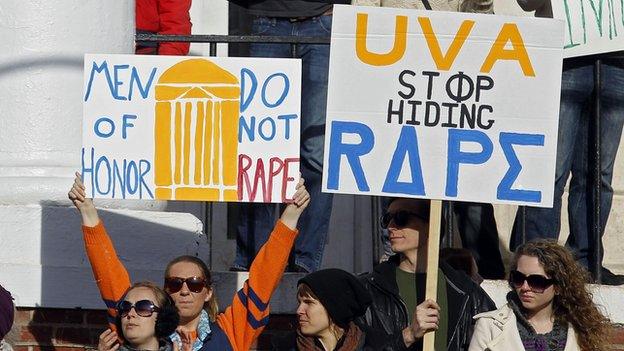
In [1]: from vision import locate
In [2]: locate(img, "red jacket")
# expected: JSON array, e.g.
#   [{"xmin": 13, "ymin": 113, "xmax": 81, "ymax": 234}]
[{"xmin": 136, "ymin": 0, "xmax": 192, "ymax": 55}]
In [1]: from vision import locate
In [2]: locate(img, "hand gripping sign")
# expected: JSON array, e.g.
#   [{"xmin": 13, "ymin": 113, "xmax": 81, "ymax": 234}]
[{"xmin": 83, "ymin": 55, "xmax": 301, "ymax": 202}]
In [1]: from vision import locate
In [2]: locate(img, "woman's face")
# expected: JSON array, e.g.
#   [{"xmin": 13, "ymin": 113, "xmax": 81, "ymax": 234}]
[
  {"xmin": 120, "ymin": 287, "xmax": 159, "ymax": 347},
  {"xmin": 514, "ymin": 255, "xmax": 556, "ymax": 313},
  {"xmin": 166, "ymin": 262, "xmax": 212, "ymax": 320},
  {"xmin": 296, "ymin": 287, "xmax": 331, "ymax": 337}
]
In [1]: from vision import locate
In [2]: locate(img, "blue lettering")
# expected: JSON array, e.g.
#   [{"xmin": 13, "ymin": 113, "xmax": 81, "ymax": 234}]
[
  {"xmin": 94, "ymin": 117, "xmax": 115, "ymax": 138},
  {"xmin": 139, "ymin": 160, "xmax": 154, "ymax": 199},
  {"xmin": 122, "ymin": 114, "xmax": 137, "ymax": 139},
  {"xmin": 277, "ymin": 114, "xmax": 297, "ymax": 140},
  {"xmin": 126, "ymin": 161, "xmax": 139, "ymax": 195},
  {"xmin": 81, "ymin": 147, "xmax": 153, "ymax": 199},
  {"xmin": 327, "ymin": 121, "xmax": 375, "ymax": 191},
  {"xmin": 95, "ymin": 156, "xmax": 112, "ymax": 195},
  {"xmin": 128, "ymin": 66, "xmax": 157, "ymax": 100},
  {"xmin": 112, "ymin": 65, "xmax": 130, "ymax": 100},
  {"xmin": 446, "ymin": 129, "xmax": 493, "ymax": 197},
  {"xmin": 81, "ymin": 147, "xmax": 95, "ymax": 197},
  {"xmin": 261, "ymin": 73, "xmax": 289, "ymax": 108},
  {"xmin": 240, "ymin": 68, "xmax": 257, "ymax": 113},
  {"xmin": 239, "ymin": 116, "xmax": 256, "ymax": 142},
  {"xmin": 84, "ymin": 60, "xmax": 115, "ymax": 102},
  {"xmin": 382, "ymin": 126, "xmax": 425, "ymax": 195},
  {"xmin": 112, "ymin": 159, "xmax": 126, "ymax": 199},
  {"xmin": 258, "ymin": 117, "xmax": 276, "ymax": 141},
  {"xmin": 497, "ymin": 132, "xmax": 544, "ymax": 203}
]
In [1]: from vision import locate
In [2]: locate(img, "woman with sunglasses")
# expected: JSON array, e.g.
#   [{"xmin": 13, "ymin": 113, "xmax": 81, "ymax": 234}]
[
  {"xmin": 68, "ymin": 173, "xmax": 310, "ymax": 351},
  {"xmin": 99, "ymin": 282, "xmax": 179, "ymax": 351},
  {"xmin": 469, "ymin": 240, "xmax": 611, "ymax": 351}
]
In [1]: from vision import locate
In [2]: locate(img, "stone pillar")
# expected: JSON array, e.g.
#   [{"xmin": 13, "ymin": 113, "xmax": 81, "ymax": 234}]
[
  {"xmin": 0, "ymin": 1, "xmax": 206, "ymax": 308},
  {"xmin": 0, "ymin": 1, "xmax": 133, "ymax": 204}
]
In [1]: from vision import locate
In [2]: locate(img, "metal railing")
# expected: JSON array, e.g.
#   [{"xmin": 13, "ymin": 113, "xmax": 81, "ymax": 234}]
[{"xmin": 138, "ymin": 33, "xmax": 617, "ymax": 283}]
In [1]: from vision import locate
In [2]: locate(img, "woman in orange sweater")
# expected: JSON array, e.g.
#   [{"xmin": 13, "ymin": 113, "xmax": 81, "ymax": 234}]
[{"xmin": 68, "ymin": 173, "xmax": 310, "ymax": 351}]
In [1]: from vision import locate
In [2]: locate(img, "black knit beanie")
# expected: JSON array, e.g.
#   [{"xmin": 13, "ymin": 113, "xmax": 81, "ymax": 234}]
[{"xmin": 298, "ymin": 269, "xmax": 372, "ymax": 327}]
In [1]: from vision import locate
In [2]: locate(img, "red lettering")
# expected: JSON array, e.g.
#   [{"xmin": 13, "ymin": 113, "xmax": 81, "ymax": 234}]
[
  {"xmin": 267, "ymin": 157, "xmax": 285, "ymax": 201},
  {"xmin": 237, "ymin": 154, "xmax": 252, "ymax": 201},
  {"xmin": 281, "ymin": 158, "xmax": 299, "ymax": 202},
  {"xmin": 254, "ymin": 158, "xmax": 268, "ymax": 202},
  {"xmin": 237, "ymin": 155, "xmax": 298, "ymax": 203}
]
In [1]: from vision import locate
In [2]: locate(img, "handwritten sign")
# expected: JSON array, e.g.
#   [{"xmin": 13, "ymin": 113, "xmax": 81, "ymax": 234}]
[
  {"xmin": 322, "ymin": 5, "xmax": 564, "ymax": 207},
  {"xmin": 495, "ymin": 0, "xmax": 623, "ymax": 58},
  {"xmin": 555, "ymin": 0, "xmax": 624, "ymax": 57},
  {"xmin": 83, "ymin": 54, "xmax": 301, "ymax": 202}
]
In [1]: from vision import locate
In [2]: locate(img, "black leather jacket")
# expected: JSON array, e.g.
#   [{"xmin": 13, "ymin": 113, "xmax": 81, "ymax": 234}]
[{"xmin": 357, "ymin": 255, "xmax": 496, "ymax": 351}]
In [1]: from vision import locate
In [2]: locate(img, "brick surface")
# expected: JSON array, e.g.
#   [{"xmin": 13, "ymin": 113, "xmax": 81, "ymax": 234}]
[
  {"xmin": 13, "ymin": 309, "xmax": 33, "ymax": 326},
  {"xmin": 32, "ymin": 347, "xmax": 88, "ymax": 351},
  {"xmin": 54, "ymin": 327, "xmax": 92, "ymax": 345},
  {"xmin": 84, "ymin": 310, "xmax": 108, "ymax": 326},
  {"xmin": 32, "ymin": 309, "xmax": 83, "ymax": 325},
  {"xmin": 19, "ymin": 326, "xmax": 53, "ymax": 343}
]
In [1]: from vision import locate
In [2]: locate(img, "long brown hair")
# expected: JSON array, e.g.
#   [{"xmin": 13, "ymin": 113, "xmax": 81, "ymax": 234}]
[
  {"xmin": 511, "ymin": 240, "xmax": 612, "ymax": 351},
  {"xmin": 164, "ymin": 256, "xmax": 219, "ymax": 321}
]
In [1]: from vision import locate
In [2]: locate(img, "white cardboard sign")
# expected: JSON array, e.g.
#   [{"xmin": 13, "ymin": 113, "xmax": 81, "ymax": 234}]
[
  {"xmin": 83, "ymin": 54, "xmax": 301, "ymax": 202},
  {"xmin": 322, "ymin": 5, "xmax": 564, "ymax": 207},
  {"xmin": 554, "ymin": 1, "xmax": 624, "ymax": 57}
]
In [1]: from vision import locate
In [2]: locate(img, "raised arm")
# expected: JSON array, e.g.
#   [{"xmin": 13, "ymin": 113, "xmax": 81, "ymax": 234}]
[
  {"xmin": 216, "ymin": 178, "xmax": 310, "ymax": 351},
  {"xmin": 68, "ymin": 172, "xmax": 131, "ymax": 329}
]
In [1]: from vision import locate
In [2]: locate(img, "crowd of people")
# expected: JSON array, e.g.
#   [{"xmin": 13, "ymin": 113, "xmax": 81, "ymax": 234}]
[
  {"xmin": 0, "ymin": 0, "xmax": 622, "ymax": 350},
  {"xmin": 61, "ymin": 174, "xmax": 616, "ymax": 350}
]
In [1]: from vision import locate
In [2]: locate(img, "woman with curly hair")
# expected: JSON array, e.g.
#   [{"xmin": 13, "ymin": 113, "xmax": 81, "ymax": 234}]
[{"xmin": 469, "ymin": 240, "xmax": 612, "ymax": 351}]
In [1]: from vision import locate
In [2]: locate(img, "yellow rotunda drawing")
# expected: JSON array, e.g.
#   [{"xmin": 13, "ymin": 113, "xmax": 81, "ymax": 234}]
[{"xmin": 154, "ymin": 58, "xmax": 240, "ymax": 201}]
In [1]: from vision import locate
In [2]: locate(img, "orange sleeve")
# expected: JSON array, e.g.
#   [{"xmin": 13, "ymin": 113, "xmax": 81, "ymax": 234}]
[
  {"xmin": 83, "ymin": 220, "xmax": 132, "ymax": 330},
  {"xmin": 216, "ymin": 220, "xmax": 297, "ymax": 351}
]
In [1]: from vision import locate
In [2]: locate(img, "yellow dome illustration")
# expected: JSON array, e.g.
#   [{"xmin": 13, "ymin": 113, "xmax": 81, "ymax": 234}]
[{"xmin": 153, "ymin": 58, "xmax": 240, "ymax": 202}]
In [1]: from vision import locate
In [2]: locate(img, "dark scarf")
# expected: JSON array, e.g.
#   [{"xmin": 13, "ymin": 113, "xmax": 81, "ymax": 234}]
[
  {"xmin": 507, "ymin": 293, "xmax": 568, "ymax": 351},
  {"xmin": 295, "ymin": 322, "xmax": 363, "ymax": 351}
]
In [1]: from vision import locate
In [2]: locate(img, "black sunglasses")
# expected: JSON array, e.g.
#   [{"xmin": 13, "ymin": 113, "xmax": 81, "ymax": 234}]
[
  {"xmin": 509, "ymin": 270, "xmax": 555, "ymax": 293},
  {"xmin": 164, "ymin": 276, "xmax": 207, "ymax": 294},
  {"xmin": 380, "ymin": 211, "xmax": 426, "ymax": 229},
  {"xmin": 117, "ymin": 299, "xmax": 160, "ymax": 317}
]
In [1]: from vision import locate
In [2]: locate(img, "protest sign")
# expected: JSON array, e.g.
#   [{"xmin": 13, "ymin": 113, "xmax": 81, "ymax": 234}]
[
  {"xmin": 322, "ymin": 5, "xmax": 565, "ymax": 207},
  {"xmin": 83, "ymin": 54, "xmax": 301, "ymax": 202},
  {"xmin": 496, "ymin": 0, "xmax": 624, "ymax": 57},
  {"xmin": 554, "ymin": 0, "xmax": 624, "ymax": 57}
]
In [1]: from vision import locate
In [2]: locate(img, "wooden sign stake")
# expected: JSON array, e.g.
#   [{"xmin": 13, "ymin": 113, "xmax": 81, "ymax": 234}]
[{"xmin": 423, "ymin": 200, "xmax": 442, "ymax": 350}]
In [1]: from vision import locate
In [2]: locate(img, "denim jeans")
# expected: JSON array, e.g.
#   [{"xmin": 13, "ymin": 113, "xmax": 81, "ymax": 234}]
[
  {"xmin": 234, "ymin": 14, "xmax": 334, "ymax": 272},
  {"xmin": 511, "ymin": 59, "xmax": 624, "ymax": 269}
]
